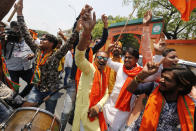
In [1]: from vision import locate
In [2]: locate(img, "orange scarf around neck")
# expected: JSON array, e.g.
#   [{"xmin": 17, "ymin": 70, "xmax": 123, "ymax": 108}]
[
  {"xmin": 88, "ymin": 63, "xmax": 108, "ymax": 131},
  {"xmin": 31, "ymin": 51, "xmax": 52, "ymax": 84},
  {"xmin": 140, "ymin": 86, "xmax": 195, "ymax": 131},
  {"xmin": 115, "ymin": 65, "xmax": 142, "ymax": 112}
]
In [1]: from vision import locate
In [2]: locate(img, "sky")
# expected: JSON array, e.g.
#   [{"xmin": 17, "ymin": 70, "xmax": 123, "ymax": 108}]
[{"xmin": 3, "ymin": 0, "xmax": 135, "ymax": 35}]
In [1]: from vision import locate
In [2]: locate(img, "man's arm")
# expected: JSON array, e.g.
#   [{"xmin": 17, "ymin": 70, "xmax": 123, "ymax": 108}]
[
  {"xmin": 127, "ymin": 61, "xmax": 160, "ymax": 93},
  {"xmin": 89, "ymin": 88, "xmax": 109, "ymax": 117},
  {"xmin": 75, "ymin": 5, "xmax": 96, "ymax": 74},
  {"xmin": 16, "ymin": 0, "xmax": 38, "ymax": 53},
  {"xmin": 53, "ymin": 30, "xmax": 79, "ymax": 60},
  {"xmin": 92, "ymin": 14, "xmax": 108, "ymax": 54},
  {"xmin": 97, "ymin": 88, "xmax": 109, "ymax": 108},
  {"xmin": 106, "ymin": 44, "xmax": 121, "ymax": 72}
]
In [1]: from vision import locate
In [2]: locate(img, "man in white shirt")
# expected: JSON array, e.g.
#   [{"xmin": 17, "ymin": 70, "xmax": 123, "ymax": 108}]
[
  {"xmin": 64, "ymin": 46, "xmax": 73, "ymax": 86},
  {"xmin": 103, "ymin": 45, "xmax": 142, "ymax": 131}
]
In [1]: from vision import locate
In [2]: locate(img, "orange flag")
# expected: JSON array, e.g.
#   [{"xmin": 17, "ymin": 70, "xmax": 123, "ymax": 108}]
[{"xmin": 169, "ymin": 0, "xmax": 196, "ymax": 21}]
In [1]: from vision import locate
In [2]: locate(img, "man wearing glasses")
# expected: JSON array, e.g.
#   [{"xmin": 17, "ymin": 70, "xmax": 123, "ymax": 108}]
[{"xmin": 73, "ymin": 5, "xmax": 109, "ymax": 131}]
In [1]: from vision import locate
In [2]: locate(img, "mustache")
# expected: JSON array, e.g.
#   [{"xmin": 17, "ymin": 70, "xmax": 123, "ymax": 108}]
[{"xmin": 98, "ymin": 61, "xmax": 106, "ymax": 66}]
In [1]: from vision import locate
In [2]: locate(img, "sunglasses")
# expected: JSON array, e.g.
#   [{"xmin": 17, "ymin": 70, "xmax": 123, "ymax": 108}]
[{"xmin": 97, "ymin": 56, "xmax": 108, "ymax": 61}]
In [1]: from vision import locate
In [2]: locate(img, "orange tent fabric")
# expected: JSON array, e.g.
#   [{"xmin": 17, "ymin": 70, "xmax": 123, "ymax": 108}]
[{"xmin": 169, "ymin": 0, "xmax": 196, "ymax": 21}]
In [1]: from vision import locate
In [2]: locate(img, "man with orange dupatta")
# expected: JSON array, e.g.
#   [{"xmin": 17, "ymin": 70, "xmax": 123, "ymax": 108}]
[
  {"xmin": 126, "ymin": 61, "xmax": 196, "ymax": 131},
  {"xmin": 105, "ymin": 41, "xmax": 123, "ymax": 95},
  {"xmin": 15, "ymin": 0, "xmax": 79, "ymax": 114},
  {"xmin": 103, "ymin": 44, "xmax": 142, "ymax": 131},
  {"xmin": 72, "ymin": 5, "xmax": 109, "ymax": 131}
]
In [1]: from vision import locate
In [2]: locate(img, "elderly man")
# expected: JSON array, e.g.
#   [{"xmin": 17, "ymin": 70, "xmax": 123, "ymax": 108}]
[{"xmin": 72, "ymin": 5, "xmax": 109, "ymax": 131}]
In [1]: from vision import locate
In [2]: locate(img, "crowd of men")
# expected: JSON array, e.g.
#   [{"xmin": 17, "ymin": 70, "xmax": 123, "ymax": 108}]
[{"xmin": 0, "ymin": 0, "xmax": 196, "ymax": 131}]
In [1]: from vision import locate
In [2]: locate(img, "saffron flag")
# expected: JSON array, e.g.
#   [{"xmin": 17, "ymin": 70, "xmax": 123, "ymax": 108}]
[{"xmin": 169, "ymin": 0, "xmax": 196, "ymax": 21}]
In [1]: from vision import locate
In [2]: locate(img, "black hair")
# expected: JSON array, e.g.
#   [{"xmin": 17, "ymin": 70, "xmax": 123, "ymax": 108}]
[
  {"xmin": 44, "ymin": 34, "xmax": 58, "ymax": 49},
  {"xmin": 57, "ymin": 38, "xmax": 62, "ymax": 44},
  {"xmin": 10, "ymin": 21, "xmax": 18, "ymax": 28},
  {"xmin": 162, "ymin": 48, "xmax": 176, "ymax": 57},
  {"xmin": 125, "ymin": 47, "xmax": 139, "ymax": 59},
  {"xmin": 162, "ymin": 66, "xmax": 196, "ymax": 95}
]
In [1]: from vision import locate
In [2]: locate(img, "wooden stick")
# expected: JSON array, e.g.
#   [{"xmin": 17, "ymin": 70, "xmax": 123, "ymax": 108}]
[{"xmin": 7, "ymin": 7, "xmax": 17, "ymax": 22}]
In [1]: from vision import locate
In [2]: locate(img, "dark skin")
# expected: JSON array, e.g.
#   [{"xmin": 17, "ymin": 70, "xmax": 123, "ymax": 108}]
[
  {"xmin": 124, "ymin": 52, "xmax": 138, "ymax": 70},
  {"xmin": 76, "ymin": 5, "xmax": 101, "ymax": 118},
  {"xmin": 162, "ymin": 51, "xmax": 178, "ymax": 68},
  {"xmin": 94, "ymin": 52, "xmax": 108, "ymax": 71},
  {"xmin": 112, "ymin": 44, "xmax": 122, "ymax": 58},
  {"xmin": 16, "ymin": 0, "xmax": 54, "ymax": 54},
  {"xmin": 127, "ymin": 60, "xmax": 183, "ymax": 102},
  {"xmin": 107, "ymin": 43, "xmax": 137, "ymax": 70}
]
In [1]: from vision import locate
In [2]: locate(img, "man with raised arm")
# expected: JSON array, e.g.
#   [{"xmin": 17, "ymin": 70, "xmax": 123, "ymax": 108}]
[
  {"xmin": 15, "ymin": 0, "xmax": 79, "ymax": 114},
  {"xmin": 126, "ymin": 61, "xmax": 196, "ymax": 131},
  {"xmin": 103, "ymin": 43, "xmax": 142, "ymax": 131},
  {"xmin": 60, "ymin": 10, "xmax": 108, "ymax": 131},
  {"xmin": 72, "ymin": 5, "xmax": 109, "ymax": 131}
]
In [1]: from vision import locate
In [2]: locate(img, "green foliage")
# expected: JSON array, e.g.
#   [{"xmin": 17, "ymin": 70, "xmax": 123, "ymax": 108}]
[
  {"xmin": 92, "ymin": 15, "xmax": 140, "ymax": 50},
  {"xmin": 92, "ymin": 15, "xmax": 127, "ymax": 39},
  {"xmin": 129, "ymin": 0, "xmax": 196, "ymax": 39},
  {"xmin": 114, "ymin": 34, "xmax": 140, "ymax": 52},
  {"xmin": 35, "ymin": 30, "xmax": 49, "ymax": 38}
]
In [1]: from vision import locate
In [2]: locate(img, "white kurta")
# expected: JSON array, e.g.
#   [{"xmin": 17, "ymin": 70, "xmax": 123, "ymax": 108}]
[{"xmin": 103, "ymin": 58, "xmax": 136, "ymax": 131}]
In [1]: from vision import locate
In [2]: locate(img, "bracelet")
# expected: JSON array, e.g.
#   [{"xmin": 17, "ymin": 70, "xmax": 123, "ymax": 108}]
[{"xmin": 134, "ymin": 75, "xmax": 143, "ymax": 83}]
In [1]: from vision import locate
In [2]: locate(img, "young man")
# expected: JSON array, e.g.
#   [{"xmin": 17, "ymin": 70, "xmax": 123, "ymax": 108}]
[
  {"xmin": 144, "ymin": 48, "xmax": 179, "ymax": 82},
  {"xmin": 72, "ymin": 5, "xmax": 109, "ymax": 131},
  {"xmin": 60, "ymin": 10, "xmax": 108, "ymax": 131},
  {"xmin": 103, "ymin": 45, "xmax": 142, "ymax": 131},
  {"xmin": 105, "ymin": 41, "xmax": 123, "ymax": 95},
  {"xmin": 15, "ymin": 0, "xmax": 79, "ymax": 113},
  {"xmin": 126, "ymin": 62, "xmax": 196, "ymax": 130}
]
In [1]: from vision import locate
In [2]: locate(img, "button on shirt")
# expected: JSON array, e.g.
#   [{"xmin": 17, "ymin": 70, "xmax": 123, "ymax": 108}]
[{"xmin": 5, "ymin": 40, "xmax": 33, "ymax": 71}]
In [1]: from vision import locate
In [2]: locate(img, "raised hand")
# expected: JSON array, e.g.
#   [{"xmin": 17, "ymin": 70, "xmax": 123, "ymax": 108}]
[
  {"xmin": 15, "ymin": 0, "xmax": 23, "ymax": 16},
  {"xmin": 58, "ymin": 28, "xmax": 67, "ymax": 41},
  {"xmin": 80, "ymin": 5, "xmax": 96, "ymax": 33},
  {"xmin": 142, "ymin": 58, "xmax": 164, "ymax": 77},
  {"xmin": 58, "ymin": 28, "xmax": 64, "ymax": 36},
  {"xmin": 102, "ymin": 14, "xmax": 108, "ymax": 28},
  {"xmin": 143, "ymin": 10, "xmax": 152, "ymax": 25},
  {"xmin": 107, "ymin": 43, "xmax": 115, "ymax": 53}
]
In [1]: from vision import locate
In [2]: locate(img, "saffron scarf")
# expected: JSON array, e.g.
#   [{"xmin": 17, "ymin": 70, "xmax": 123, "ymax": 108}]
[
  {"xmin": 88, "ymin": 63, "xmax": 108, "ymax": 131},
  {"xmin": 140, "ymin": 86, "xmax": 195, "ymax": 131},
  {"xmin": 115, "ymin": 65, "xmax": 142, "ymax": 112},
  {"xmin": 0, "ymin": 43, "xmax": 20, "ymax": 91},
  {"xmin": 31, "ymin": 51, "xmax": 52, "ymax": 84},
  {"xmin": 75, "ymin": 48, "xmax": 93, "ymax": 91}
]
